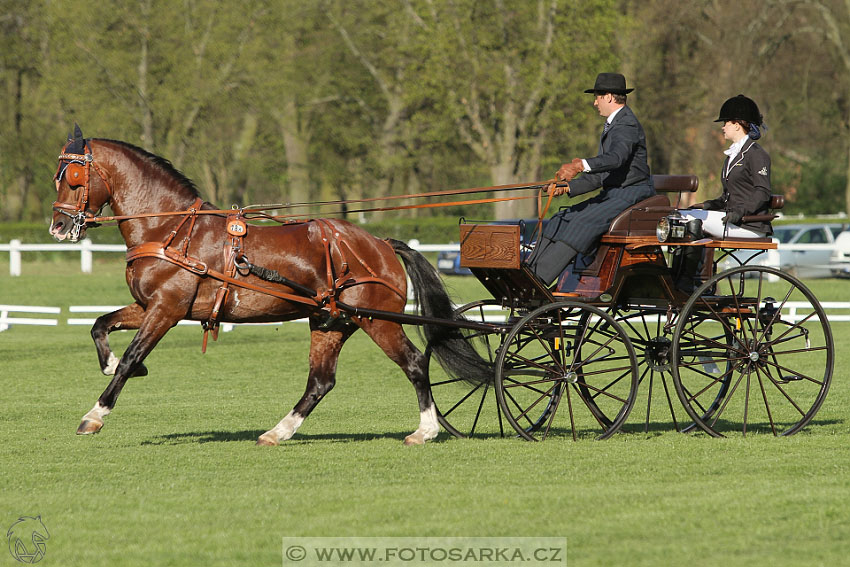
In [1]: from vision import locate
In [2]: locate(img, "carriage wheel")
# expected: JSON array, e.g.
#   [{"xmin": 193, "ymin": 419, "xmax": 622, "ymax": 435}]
[
  {"xmin": 494, "ymin": 301, "xmax": 639, "ymax": 441},
  {"xmin": 426, "ymin": 300, "xmax": 507, "ymax": 438},
  {"xmin": 609, "ymin": 309, "xmax": 688, "ymax": 433},
  {"xmin": 671, "ymin": 266, "xmax": 833, "ymax": 437},
  {"xmin": 427, "ymin": 300, "xmax": 564, "ymax": 438}
]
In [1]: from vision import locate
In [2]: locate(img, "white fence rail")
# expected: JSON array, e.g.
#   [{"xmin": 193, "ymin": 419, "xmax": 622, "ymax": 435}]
[
  {"xmin": 0, "ymin": 239, "xmax": 458, "ymax": 276},
  {"xmin": 2, "ymin": 301, "xmax": 850, "ymax": 333},
  {"xmin": 5, "ymin": 237, "xmax": 849, "ymax": 278},
  {"xmin": 0, "ymin": 305, "xmax": 61, "ymax": 332},
  {"xmin": 0, "ymin": 239, "xmax": 127, "ymax": 276}
]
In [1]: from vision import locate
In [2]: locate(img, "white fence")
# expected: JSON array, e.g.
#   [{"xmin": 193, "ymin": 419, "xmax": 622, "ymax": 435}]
[
  {"xmin": 0, "ymin": 238, "xmax": 457, "ymax": 276},
  {"xmin": 3, "ymin": 301, "xmax": 850, "ymax": 333},
  {"xmin": 0, "ymin": 305, "xmax": 61, "ymax": 332},
  {"xmin": 0, "ymin": 239, "xmax": 127, "ymax": 276}
]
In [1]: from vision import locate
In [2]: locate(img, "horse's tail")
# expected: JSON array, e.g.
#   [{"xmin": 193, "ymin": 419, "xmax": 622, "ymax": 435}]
[{"xmin": 388, "ymin": 239, "xmax": 493, "ymax": 385}]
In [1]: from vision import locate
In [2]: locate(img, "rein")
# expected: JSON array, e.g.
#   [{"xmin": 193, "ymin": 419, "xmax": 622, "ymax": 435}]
[
  {"xmin": 54, "ymin": 143, "xmax": 564, "ymax": 226},
  {"xmin": 54, "ymin": 142, "xmax": 564, "ymax": 350}
]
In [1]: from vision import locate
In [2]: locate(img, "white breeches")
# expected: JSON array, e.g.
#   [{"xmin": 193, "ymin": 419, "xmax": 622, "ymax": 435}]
[{"xmin": 679, "ymin": 209, "xmax": 766, "ymax": 239}]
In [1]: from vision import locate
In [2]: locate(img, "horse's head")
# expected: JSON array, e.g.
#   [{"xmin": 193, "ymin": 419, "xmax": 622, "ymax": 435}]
[{"xmin": 50, "ymin": 125, "xmax": 113, "ymax": 242}]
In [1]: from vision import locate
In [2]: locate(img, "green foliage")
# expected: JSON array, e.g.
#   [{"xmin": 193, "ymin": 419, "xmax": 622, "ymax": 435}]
[
  {"xmin": 3, "ymin": 0, "xmax": 850, "ymax": 224},
  {"xmin": 0, "ymin": 222, "xmax": 124, "ymax": 244},
  {"xmin": 357, "ymin": 216, "xmax": 470, "ymax": 243},
  {"xmin": 773, "ymin": 156, "xmax": 846, "ymax": 216}
]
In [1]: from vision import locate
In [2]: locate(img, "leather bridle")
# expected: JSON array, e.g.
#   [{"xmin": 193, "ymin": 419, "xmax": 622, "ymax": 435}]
[{"xmin": 53, "ymin": 141, "xmax": 113, "ymax": 240}]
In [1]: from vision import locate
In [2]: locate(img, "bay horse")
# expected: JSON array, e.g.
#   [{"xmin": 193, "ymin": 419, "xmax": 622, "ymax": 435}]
[{"xmin": 50, "ymin": 126, "xmax": 489, "ymax": 445}]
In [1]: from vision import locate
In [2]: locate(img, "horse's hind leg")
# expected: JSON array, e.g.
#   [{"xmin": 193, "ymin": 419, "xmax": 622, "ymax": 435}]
[
  {"xmin": 91, "ymin": 302, "xmax": 148, "ymax": 377},
  {"xmin": 360, "ymin": 319, "xmax": 438, "ymax": 446},
  {"xmin": 257, "ymin": 321, "xmax": 357, "ymax": 446}
]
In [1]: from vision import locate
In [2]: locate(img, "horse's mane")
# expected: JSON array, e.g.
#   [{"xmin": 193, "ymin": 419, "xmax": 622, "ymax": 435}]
[{"xmin": 98, "ymin": 138, "xmax": 201, "ymax": 198}]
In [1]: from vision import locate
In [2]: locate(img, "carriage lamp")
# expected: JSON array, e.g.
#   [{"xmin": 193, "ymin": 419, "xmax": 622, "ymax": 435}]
[
  {"xmin": 657, "ymin": 212, "xmax": 702, "ymax": 243},
  {"xmin": 656, "ymin": 211, "xmax": 687, "ymax": 242}
]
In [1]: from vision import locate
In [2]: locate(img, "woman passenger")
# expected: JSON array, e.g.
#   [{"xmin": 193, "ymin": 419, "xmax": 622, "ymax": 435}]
[{"xmin": 683, "ymin": 94, "xmax": 772, "ymax": 238}]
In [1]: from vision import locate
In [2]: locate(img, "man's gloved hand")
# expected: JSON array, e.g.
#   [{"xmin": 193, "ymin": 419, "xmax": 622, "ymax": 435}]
[
  {"xmin": 556, "ymin": 158, "xmax": 584, "ymax": 182},
  {"xmin": 547, "ymin": 182, "xmax": 569, "ymax": 197},
  {"xmin": 722, "ymin": 211, "xmax": 743, "ymax": 225}
]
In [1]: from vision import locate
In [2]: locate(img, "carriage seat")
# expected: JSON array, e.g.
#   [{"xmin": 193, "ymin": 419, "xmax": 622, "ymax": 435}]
[
  {"xmin": 607, "ymin": 194, "xmax": 672, "ymax": 237},
  {"xmin": 741, "ymin": 194, "xmax": 785, "ymax": 224},
  {"xmin": 606, "ymin": 175, "xmax": 698, "ymax": 237}
]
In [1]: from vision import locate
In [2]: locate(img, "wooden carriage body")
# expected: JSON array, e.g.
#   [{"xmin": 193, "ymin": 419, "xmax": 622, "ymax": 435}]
[{"xmin": 459, "ymin": 174, "xmax": 780, "ymax": 311}]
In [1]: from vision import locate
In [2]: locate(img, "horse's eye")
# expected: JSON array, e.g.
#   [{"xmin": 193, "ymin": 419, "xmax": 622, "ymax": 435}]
[{"xmin": 65, "ymin": 162, "xmax": 85, "ymax": 187}]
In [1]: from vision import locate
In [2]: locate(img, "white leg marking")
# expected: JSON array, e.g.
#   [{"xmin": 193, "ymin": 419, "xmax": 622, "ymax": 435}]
[
  {"xmin": 102, "ymin": 353, "xmax": 120, "ymax": 376},
  {"xmin": 404, "ymin": 404, "xmax": 440, "ymax": 445},
  {"xmin": 82, "ymin": 402, "xmax": 111, "ymax": 423},
  {"xmin": 258, "ymin": 411, "xmax": 305, "ymax": 445}
]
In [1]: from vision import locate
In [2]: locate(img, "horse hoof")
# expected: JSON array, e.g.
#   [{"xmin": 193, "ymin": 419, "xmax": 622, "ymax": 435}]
[
  {"xmin": 403, "ymin": 434, "xmax": 425, "ymax": 446},
  {"xmin": 77, "ymin": 419, "xmax": 103, "ymax": 435},
  {"xmin": 132, "ymin": 364, "xmax": 149, "ymax": 378},
  {"xmin": 256, "ymin": 434, "xmax": 278, "ymax": 446}
]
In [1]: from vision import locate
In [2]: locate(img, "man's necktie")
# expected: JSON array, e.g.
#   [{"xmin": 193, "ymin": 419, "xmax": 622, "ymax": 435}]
[{"xmin": 603, "ymin": 121, "xmax": 612, "ymax": 135}]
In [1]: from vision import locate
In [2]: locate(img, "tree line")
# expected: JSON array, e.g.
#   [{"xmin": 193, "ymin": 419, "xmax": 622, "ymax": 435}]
[{"xmin": 2, "ymin": 0, "xmax": 848, "ymax": 226}]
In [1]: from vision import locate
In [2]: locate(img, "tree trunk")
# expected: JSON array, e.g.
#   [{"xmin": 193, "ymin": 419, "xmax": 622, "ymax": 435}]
[
  {"xmin": 137, "ymin": 0, "xmax": 154, "ymax": 150},
  {"xmin": 845, "ymin": 142, "xmax": 850, "ymax": 215},
  {"xmin": 491, "ymin": 162, "xmax": 534, "ymax": 220},
  {"xmin": 278, "ymin": 98, "xmax": 312, "ymax": 207}
]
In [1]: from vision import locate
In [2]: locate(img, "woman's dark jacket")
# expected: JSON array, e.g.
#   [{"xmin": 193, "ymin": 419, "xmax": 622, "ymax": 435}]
[{"xmin": 702, "ymin": 138, "xmax": 773, "ymax": 235}]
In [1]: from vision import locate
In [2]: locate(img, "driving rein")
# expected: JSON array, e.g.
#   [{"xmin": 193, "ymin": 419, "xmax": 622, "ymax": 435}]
[{"xmin": 53, "ymin": 146, "xmax": 562, "ymax": 350}]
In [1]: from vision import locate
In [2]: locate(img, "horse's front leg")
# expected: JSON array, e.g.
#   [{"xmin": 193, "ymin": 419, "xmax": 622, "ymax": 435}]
[
  {"xmin": 78, "ymin": 305, "xmax": 182, "ymax": 435},
  {"xmin": 91, "ymin": 302, "xmax": 149, "ymax": 377}
]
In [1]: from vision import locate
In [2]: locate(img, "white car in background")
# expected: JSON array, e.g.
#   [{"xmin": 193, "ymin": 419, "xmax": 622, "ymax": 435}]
[
  {"xmin": 774, "ymin": 223, "xmax": 847, "ymax": 278},
  {"xmin": 722, "ymin": 223, "xmax": 846, "ymax": 279},
  {"xmin": 829, "ymin": 227, "xmax": 850, "ymax": 278}
]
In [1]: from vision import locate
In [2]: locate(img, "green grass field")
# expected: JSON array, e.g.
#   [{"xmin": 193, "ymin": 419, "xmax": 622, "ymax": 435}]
[{"xmin": 2, "ymin": 259, "xmax": 849, "ymax": 566}]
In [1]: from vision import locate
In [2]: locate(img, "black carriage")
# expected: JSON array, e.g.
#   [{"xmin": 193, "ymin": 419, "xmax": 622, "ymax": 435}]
[{"xmin": 427, "ymin": 175, "xmax": 834, "ymax": 440}]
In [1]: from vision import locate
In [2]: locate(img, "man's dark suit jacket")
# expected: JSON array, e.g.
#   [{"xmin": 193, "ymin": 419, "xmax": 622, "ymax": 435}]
[{"xmin": 542, "ymin": 105, "xmax": 654, "ymax": 253}]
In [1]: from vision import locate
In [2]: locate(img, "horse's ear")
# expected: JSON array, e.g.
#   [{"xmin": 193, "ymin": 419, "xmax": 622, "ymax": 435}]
[{"xmin": 66, "ymin": 123, "xmax": 85, "ymax": 155}]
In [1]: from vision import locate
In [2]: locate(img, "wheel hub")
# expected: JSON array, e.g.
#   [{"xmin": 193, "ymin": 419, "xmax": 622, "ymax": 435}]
[
  {"xmin": 735, "ymin": 339, "xmax": 768, "ymax": 374},
  {"xmin": 644, "ymin": 336, "xmax": 672, "ymax": 372}
]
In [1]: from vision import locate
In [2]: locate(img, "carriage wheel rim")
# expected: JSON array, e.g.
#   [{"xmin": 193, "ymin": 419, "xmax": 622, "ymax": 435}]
[
  {"xmin": 670, "ymin": 266, "xmax": 834, "ymax": 437},
  {"xmin": 494, "ymin": 300, "xmax": 639, "ymax": 441}
]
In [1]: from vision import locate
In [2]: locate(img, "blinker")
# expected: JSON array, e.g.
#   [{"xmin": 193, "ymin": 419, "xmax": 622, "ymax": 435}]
[{"xmin": 65, "ymin": 162, "xmax": 86, "ymax": 186}]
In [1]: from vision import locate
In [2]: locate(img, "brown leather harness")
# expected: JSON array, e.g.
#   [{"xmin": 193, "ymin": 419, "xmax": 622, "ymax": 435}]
[
  {"xmin": 122, "ymin": 204, "xmax": 409, "ymax": 351},
  {"xmin": 53, "ymin": 144, "xmax": 563, "ymax": 351}
]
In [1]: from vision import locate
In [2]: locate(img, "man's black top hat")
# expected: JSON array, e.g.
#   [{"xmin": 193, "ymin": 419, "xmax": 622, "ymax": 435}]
[
  {"xmin": 715, "ymin": 94, "xmax": 762, "ymax": 125},
  {"xmin": 584, "ymin": 72, "xmax": 634, "ymax": 95}
]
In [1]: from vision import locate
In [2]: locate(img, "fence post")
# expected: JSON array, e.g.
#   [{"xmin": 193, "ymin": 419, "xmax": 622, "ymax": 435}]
[
  {"xmin": 81, "ymin": 238, "xmax": 93, "ymax": 273},
  {"xmin": 10, "ymin": 239, "xmax": 21, "ymax": 277}
]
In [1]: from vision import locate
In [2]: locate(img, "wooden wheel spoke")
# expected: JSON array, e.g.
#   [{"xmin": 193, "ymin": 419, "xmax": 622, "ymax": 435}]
[
  {"xmin": 495, "ymin": 301, "xmax": 638, "ymax": 441},
  {"xmin": 576, "ymin": 371, "xmax": 630, "ymax": 404},
  {"xmin": 439, "ymin": 380, "xmax": 486, "ymax": 417},
  {"xmin": 505, "ymin": 382, "xmax": 558, "ymax": 429},
  {"xmin": 707, "ymin": 371, "xmax": 746, "ymax": 430}
]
